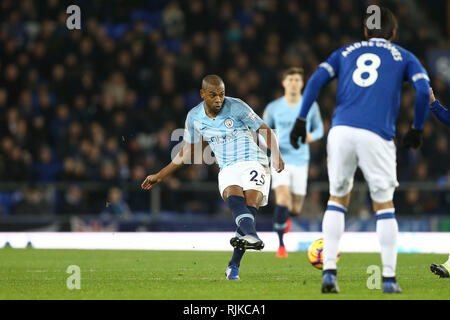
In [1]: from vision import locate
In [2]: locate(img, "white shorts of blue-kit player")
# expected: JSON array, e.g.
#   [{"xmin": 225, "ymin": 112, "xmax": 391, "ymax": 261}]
[{"xmin": 327, "ymin": 125, "xmax": 399, "ymax": 203}]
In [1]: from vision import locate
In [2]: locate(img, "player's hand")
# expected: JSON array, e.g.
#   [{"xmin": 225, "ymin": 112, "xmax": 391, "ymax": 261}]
[
  {"xmin": 430, "ymin": 88, "xmax": 436, "ymax": 104},
  {"xmin": 141, "ymin": 174, "xmax": 162, "ymax": 190},
  {"xmin": 402, "ymin": 128, "xmax": 423, "ymax": 149},
  {"xmin": 290, "ymin": 118, "xmax": 307, "ymax": 149},
  {"xmin": 273, "ymin": 155, "xmax": 285, "ymax": 173}
]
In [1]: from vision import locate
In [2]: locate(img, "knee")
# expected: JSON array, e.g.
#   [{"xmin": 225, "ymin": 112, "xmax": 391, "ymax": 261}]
[
  {"xmin": 370, "ymin": 188, "xmax": 395, "ymax": 207},
  {"xmin": 291, "ymin": 195, "xmax": 305, "ymax": 215},
  {"xmin": 245, "ymin": 199, "xmax": 260, "ymax": 210},
  {"xmin": 276, "ymin": 190, "xmax": 291, "ymax": 208},
  {"xmin": 291, "ymin": 204, "xmax": 302, "ymax": 216},
  {"xmin": 244, "ymin": 191, "xmax": 263, "ymax": 209}
]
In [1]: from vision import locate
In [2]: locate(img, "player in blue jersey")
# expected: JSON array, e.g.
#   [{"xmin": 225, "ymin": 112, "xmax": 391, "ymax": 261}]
[
  {"xmin": 429, "ymin": 88, "xmax": 450, "ymax": 127},
  {"xmin": 290, "ymin": 7, "xmax": 431, "ymax": 293},
  {"xmin": 142, "ymin": 75, "xmax": 284, "ymax": 280},
  {"xmin": 428, "ymin": 88, "xmax": 450, "ymax": 278},
  {"xmin": 264, "ymin": 67, "xmax": 324, "ymax": 258}
]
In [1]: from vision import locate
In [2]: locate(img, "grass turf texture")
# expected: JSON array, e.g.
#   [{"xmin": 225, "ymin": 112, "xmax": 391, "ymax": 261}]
[{"xmin": 0, "ymin": 248, "xmax": 448, "ymax": 300}]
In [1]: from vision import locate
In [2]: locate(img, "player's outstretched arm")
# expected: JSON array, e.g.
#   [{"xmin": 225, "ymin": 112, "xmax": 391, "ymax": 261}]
[
  {"xmin": 402, "ymin": 80, "xmax": 430, "ymax": 149},
  {"xmin": 403, "ymin": 54, "xmax": 431, "ymax": 149},
  {"xmin": 429, "ymin": 88, "xmax": 450, "ymax": 127},
  {"xmin": 141, "ymin": 142, "xmax": 195, "ymax": 190},
  {"xmin": 258, "ymin": 123, "xmax": 284, "ymax": 173},
  {"xmin": 291, "ymin": 68, "xmax": 330, "ymax": 149}
]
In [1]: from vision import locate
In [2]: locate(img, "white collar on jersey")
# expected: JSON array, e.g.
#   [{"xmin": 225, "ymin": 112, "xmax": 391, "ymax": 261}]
[{"xmin": 369, "ymin": 38, "xmax": 388, "ymax": 42}]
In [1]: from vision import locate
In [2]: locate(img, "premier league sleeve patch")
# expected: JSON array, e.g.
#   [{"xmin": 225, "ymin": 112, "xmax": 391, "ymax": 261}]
[{"xmin": 246, "ymin": 112, "xmax": 258, "ymax": 122}]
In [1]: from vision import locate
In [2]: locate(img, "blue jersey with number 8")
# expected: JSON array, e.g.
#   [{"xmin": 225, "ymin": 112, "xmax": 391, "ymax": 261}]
[{"xmin": 317, "ymin": 38, "xmax": 430, "ymax": 140}]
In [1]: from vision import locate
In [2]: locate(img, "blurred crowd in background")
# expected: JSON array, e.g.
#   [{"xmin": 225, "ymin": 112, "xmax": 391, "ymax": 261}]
[{"xmin": 0, "ymin": 0, "xmax": 449, "ymax": 218}]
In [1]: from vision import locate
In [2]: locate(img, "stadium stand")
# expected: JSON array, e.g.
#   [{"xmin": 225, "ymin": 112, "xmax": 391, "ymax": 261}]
[{"xmin": 0, "ymin": 0, "xmax": 448, "ymax": 228}]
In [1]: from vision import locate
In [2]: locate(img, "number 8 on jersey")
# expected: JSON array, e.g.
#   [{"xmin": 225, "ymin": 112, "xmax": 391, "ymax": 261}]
[{"xmin": 352, "ymin": 53, "xmax": 381, "ymax": 87}]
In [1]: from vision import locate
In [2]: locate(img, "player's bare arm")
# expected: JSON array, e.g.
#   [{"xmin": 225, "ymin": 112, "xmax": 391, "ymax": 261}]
[
  {"xmin": 257, "ymin": 123, "xmax": 285, "ymax": 173},
  {"xmin": 141, "ymin": 142, "xmax": 196, "ymax": 190}
]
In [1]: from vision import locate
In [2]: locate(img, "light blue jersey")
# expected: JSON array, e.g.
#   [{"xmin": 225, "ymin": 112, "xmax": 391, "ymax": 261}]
[
  {"xmin": 184, "ymin": 97, "xmax": 269, "ymax": 170},
  {"xmin": 264, "ymin": 97, "xmax": 324, "ymax": 166}
]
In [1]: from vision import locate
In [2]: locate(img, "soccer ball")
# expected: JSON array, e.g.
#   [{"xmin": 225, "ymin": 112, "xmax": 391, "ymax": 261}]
[{"xmin": 307, "ymin": 238, "xmax": 341, "ymax": 269}]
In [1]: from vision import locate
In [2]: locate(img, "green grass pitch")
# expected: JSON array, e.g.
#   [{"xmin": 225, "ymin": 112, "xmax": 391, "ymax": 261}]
[{"xmin": 0, "ymin": 247, "xmax": 448, "ymax": 300}]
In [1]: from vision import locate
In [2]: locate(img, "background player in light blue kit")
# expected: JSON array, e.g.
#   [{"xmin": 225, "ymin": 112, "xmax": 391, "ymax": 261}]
[
  {"xmin": 142, "ymin": 75, "xmax": 284, "ymax": 280},
  {"xmin": 290, "ymin": 7, "xmax": 431, "ymax": 294},
  {"xmin": 264, "ymin": 67, "xmax": 324, "ymax": 258}
]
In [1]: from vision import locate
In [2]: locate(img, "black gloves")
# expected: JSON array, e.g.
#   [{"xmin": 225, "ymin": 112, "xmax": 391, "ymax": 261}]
[
  {"xmin": 402, "ymin": 128, "xmax": 423, "ymax": 149},
  {"xmin": 290, "ymin": 118, "xmax": 307, "ymax": 149}
]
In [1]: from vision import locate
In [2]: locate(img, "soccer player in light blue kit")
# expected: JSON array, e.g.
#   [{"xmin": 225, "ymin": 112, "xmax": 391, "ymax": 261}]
[
  {"xmin": 290, "ymin": 8, "xmax": 431, "ymax": 293},
  {"xmin": 264, "ymin": 67, "xmax": 324, "ymax": 258},
  {"xmin": 142, "ymin": 75, "xmax": 284, "ymax": 280},
  {"xmin": 428, "ymin": 88, "xmax": 450, "ymax": 278}
]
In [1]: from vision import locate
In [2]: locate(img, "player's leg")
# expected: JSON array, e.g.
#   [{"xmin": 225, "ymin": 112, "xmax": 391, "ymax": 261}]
[
  {"xmin": 222, "ymin": 161, "xmax": 269, "ymax": 251},
  {"xmin": 227, "ymin": 188, "xmax": 265, "ymax": 251},
  {"xmin": 236, "ymin": 161, "xmax": 271, "ymax": 250},
  {"xmin": 218, "ymin": 164, "xmax": 255, "ymax": 279},
  {"xmin": 224, "ymin": 185, "xmax": 264, "ymax": 251},
  {"xmin": 274, "ymin": 165, "xmax": 308, "ymax": 258},
  {"xmin": 321, "ymin": 194, "xmax": 350, "ymax": 294},
  {"xmin": 223, "ymin": 185, "xmax": 259, "ymax": 237},
  {"xmin": 271, "ymin": 165, "xmax": 291, "ymax": 253},
  {"xmin": 372, "ymin": 200, "xmax": 402, "ymax": 292},
  {"xmin": 322, "ymin": 193, "xmax": 350, "ymax": 271},
  {"xmin": 289, "ymin": 165, "xmax": 308, "ymax": 233},
  {"xmin": 430, "ymin": 254, "xmax": 450, "ymax": 278},
  {"xmin": 290, "ymin": 194, "xmax": 305, "ymax": 216},
  {"xmin": 226, "ymin": 225, "xmax": 245, "ymax": 280},
  {"xmin": 220, "ymin": 162, "xmax": 269, "ymax": 279},
  {"xmin": 223, "ymin": 185, "xmax": 264, "ymax": 279},
  {"xmin": 273, "ymin": 185, "xmax": 290, "ymax": 257},
  {"xmin": 322, "ymin": 126, "xmax": 358, "ymax": 293},
  {"xmin": 289, "ymin": 164, "xmax": 309, "ymax": 217},
  {"xmin": 356, "ymin": 128, "xmax": 401, "ymax": 293},
  {"xmin": 222, "ymin": 185, "xmax": 249, "ymax": 279}
]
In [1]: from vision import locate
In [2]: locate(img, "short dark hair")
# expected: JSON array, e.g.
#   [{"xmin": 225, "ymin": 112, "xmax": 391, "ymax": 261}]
[
  {"xmin": 282, "ymin": 67, "xmax": 304, "ymax": 80},
  {"xmin": 201, "ymin": 74, "xmax": 224, "ymax": 89},
  {"xmin": 364, "ymin": 7, "xmax": 398, "ymax": 40}
]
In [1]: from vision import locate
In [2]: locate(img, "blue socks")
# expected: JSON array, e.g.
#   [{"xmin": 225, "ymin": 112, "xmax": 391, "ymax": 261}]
[
  {"xmin": 273, "ymin": 205, "xmax": 289, "ymax": 247},
  {"xmin": 227, "ymin": 196, "xmax": 257, "ymax": 236},
  {"xmin": 227, "ymin": 196, "xmax": 259, "ymax": 267}
]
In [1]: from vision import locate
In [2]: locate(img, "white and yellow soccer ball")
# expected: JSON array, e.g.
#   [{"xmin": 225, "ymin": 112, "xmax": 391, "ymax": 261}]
[{"xmin": 307, "ymin": 238, "xmax": 341, "ymax": 269}]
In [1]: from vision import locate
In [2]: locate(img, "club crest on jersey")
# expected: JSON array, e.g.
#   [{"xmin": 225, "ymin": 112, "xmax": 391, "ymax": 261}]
[{"xmin": 224, "ymin": 118, "xmax": 234, "ymax": 128}]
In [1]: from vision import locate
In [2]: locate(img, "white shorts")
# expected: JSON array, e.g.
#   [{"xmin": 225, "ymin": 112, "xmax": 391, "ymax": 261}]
[
  {"xmin": 327, "ymin": 126, "xmax": 399, "ymax": 203},
  {"xmin": 218, "ymin": 161, "xmax": 271, "ymax": 207},
  {"xmin": 271, "ymin": 164, "xmax": 308, "ymax": 196}
]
